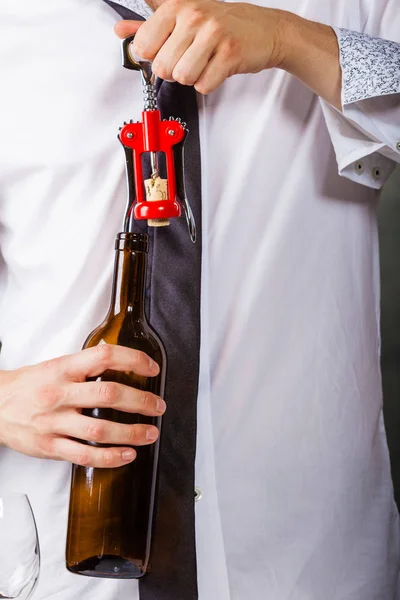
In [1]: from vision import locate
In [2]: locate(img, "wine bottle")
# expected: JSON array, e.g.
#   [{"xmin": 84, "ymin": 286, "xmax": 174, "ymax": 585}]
[{"xmin": 66, "ymin": 232, "xmax": 166, "ymax": 579}]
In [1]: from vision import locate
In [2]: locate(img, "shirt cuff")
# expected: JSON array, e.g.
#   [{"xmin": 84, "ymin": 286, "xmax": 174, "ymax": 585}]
[
  {"xmin": 321, "ymin": 28, "xmax": 400, "ymax": 189},
  {"xmin": 334, "ymin": 27, "xmax": 400, "ymax": 106},
  {"xmin": 320, "ymin": 100, "xmax": 397, "ymax": 190},
  {"xmin": 112, "ymin": 0, "xmax": 153, "ymax": 20},
  {"xmin": 340, "ymin": 150, "xmax": 396, "ymax": 190}
]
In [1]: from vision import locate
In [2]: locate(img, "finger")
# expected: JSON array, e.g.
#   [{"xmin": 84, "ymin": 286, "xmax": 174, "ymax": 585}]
[
  {"xmin": 152, "ymin": 23, "xmax": 195, "ymax": 81},
  {"xmin": 194, "ymin": 52, "xmax": 231, "ymax": 95},
  {"xmin": 171, "ymin": 28, "xmax": 217, "ymax": 86},
  {"xmin": 52, "ymin": 437, "xmax": 138, "ymax": 468},
  {"xmin": 131, "ymin": 6, "xmax": 177, "ymax": 60},
  {"xmin": 55, "ymin": 414, "xmax": 160, "ymax": 446},
  {"xmin": 66, "ymin": 380, "xmax": 166, "ymax": 416},
  {"xmin": 46, "ymin": 345, "xmax": 160, "ymax": 381},
  {"xmin": 114, "ymin": 20, "xmax": 143, "ymax": 39}
]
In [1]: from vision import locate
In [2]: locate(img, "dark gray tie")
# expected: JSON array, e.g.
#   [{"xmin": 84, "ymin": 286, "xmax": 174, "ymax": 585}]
[{"xmin": 104, "ymin": 2, "xmax": 202, "ymax": 598}]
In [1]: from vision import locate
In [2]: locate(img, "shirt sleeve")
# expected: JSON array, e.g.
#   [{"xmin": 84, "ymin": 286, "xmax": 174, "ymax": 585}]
[{"xmin": 320, "ymin": 27, "xmax": 400, "ymax": 189}]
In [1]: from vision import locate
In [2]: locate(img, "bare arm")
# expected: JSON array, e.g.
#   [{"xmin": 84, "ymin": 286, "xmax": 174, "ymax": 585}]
[{"xmin": 276, "ymin": 12, "xmax": 342, "ymax": 110}]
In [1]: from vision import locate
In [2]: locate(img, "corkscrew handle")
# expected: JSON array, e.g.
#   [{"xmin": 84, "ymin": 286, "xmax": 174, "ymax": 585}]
[{"xmin": 121, "ymin": 35, "xmax": 157, "ymax": 110}]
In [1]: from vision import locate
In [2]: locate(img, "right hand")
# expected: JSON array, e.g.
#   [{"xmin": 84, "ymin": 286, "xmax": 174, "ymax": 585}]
[{"xmin": 0, "ymin": 345, "xmax": 166, "ymax": 468}]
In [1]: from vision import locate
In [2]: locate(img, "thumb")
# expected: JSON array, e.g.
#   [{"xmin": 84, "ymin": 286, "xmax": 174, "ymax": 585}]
[{"xmin": 114, "ymin": 20, "xmax": 143, "ymax": 39}]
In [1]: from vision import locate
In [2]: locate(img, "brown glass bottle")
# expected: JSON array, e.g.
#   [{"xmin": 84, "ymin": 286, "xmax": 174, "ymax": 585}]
[{"xmin": 66, "ymin": 232, "xmax": 166, "ymax": 579}]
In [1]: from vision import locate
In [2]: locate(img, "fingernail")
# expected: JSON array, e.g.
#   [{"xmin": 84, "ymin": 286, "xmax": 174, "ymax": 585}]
[
  {"xmin": 122, "ymin": 449, "xmax": 136, "ymax": 461},
  {"xmin": 149, "ymin": 358, "xmax": 159, "ymax": 374},
  {"xmin": 156, "ymin": 397, "xmax": 166, "ymax": 413},
  {"xmin": 146, "ymin": 427, "xmax": 159, "ymax": 441}
]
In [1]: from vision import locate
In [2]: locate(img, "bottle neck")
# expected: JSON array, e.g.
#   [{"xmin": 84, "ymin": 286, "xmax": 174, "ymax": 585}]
[{"xmin": 110, "ymin": 245, "xmax": 147, "ymax": 320}]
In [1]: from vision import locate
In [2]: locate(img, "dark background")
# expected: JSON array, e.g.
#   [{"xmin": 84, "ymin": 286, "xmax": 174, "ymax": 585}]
[{"xmin": 379, "ymin": 166, "xmax": 400, "ymax": 506}]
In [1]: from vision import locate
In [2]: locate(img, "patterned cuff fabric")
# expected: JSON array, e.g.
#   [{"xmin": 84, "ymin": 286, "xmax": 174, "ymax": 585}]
[
  {"xmin": 334, "ymin": 28, "xmax": 400, "ymax": 105},
  {"xmin": 112, "ymin": 0, "xmax": 153, "ymax": 19}
]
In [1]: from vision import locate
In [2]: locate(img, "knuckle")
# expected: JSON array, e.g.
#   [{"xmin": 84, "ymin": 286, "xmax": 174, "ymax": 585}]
[
  {"xmin": 153, "ymin": 62, "xmax": 172, "ymax": 82},
  {"xmin": 36, "ymin": 435, "xmax": 55, "ymax": 457},
  {"xmin": 128, "ymin": 425, "xmax": 140, "ymax": 444},
  {"xmin": 36, "ymin": 383, "xmax": 62, "ymax": 410},
  {"xmin": 186, "ymin": 7, "xmax": 205, "ymax": 28},
  {"xmin": 221, "ymin": 38, "xmax": 240, "ymax": 60},
  {"xmin": 103, "ymin": 449, "xmax": 114, "ymax": 467},
  {"xmin": 95, "ymin": 343, "xmax": 112, "ymax": 368},
  {"xmin": 135, "ymin": 44, "xmax": 153, "ymax": 60},
  {"xmin": 173, "ymin": 68, "xmax": 194, "ymax": 86},
  {"xmin": 140, "ymin": 392, "xmax": 151, "ymax": 410},
  {"xmin": 133, "ymin": 34, "xmax": 153, "ymax": 60},
  {"xmin": 131, "ymin": 349, "xmax": 145, "ymax": 368},
  {"xmin": 40, "ymin": 357, "xmax": 59, "ymax": 372},
  {"xmin": 85, "ymin": 421, "xmax": 105, "ymax": 442},
  {"xmin": 205, "ymin": 17, "xmax": 223, "ymax": 37},
  {"xmin": 75, "ymin": 450, "xmax": 91, "ymax": 467},
  {"xmin": 98, "ymin": 381, "xmax": 119, "ymax": 406},
  {"xmin": 40, "ymin": 359, "xmax": 53, "ymax": 372},
  {"xmin": 195, "ymin": 80, "xmax": 212, "ymax": 95}
]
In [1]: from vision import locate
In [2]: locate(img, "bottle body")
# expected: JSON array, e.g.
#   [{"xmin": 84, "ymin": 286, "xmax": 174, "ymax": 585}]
[{"xmin": 66, "ymin": 233, "xmax": 166, "ymax": 579}]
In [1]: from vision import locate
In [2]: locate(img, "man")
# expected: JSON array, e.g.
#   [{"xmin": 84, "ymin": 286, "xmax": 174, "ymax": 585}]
[{"xmin": 0, "ymin": 0, "xmax": 399, "ymax": 598}]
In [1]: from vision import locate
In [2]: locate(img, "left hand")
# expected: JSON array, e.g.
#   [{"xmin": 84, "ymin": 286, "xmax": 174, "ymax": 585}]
[{"xmin": 114, "ymin": 0, "xmax": 289, "ymax": 94}]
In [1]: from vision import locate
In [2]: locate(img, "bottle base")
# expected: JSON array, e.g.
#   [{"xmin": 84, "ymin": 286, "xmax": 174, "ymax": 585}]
[{"xmin": 67, "ymin": 554, "xmax": 146, "ymax": 579}]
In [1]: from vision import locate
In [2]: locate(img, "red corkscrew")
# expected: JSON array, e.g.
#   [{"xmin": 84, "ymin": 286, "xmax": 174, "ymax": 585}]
[{"xmin": 119, "ymin": 35, "xmax": 196, "ymax": 242}]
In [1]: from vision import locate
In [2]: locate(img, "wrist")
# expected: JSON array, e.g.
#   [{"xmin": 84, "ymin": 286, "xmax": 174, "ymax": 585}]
[
  {"xmin": 261, "ymin": 8, "xmax": 294, "ymax": 70},
  {"xmin": 275, "ymin": 11, "xmax": 319, "ymax": 72},
  {"xmin": 274, "ymin": 11, "xmax": 342, "ymax": 110}
]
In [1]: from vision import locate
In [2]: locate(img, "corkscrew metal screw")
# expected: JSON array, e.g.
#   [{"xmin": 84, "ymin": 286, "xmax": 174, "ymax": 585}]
[{"xmin": 119, "ymin": 35, "xmax": 196, "ymax": 243}]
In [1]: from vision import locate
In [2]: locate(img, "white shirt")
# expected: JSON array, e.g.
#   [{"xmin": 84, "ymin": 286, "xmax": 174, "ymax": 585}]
[{"xmin": 0, "ymin": 0, "xmax": 400, "ymax": 599}]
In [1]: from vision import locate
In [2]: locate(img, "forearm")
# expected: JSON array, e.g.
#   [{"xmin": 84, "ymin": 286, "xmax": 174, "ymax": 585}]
[{"xmin": 277, "ymin": 11, "xmax": 342, "ymax": 111}]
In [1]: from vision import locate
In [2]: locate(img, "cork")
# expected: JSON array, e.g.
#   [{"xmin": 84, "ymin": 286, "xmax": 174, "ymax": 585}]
[{"xmin": 145, "ymin": 177, "xmax": 170, "ymax": 227}]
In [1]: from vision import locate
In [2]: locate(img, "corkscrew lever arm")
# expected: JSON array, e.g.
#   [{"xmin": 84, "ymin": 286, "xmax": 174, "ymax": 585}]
[
  {"xmin": 174, "ymin": 132, "xmax": 196, "ymax": 243},
  {"xmin": 121, "ymin": 143, "xmax": 136, "ymax": 233}
]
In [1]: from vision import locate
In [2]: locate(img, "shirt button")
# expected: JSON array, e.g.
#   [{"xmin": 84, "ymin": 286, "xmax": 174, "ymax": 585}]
[
  {"xmin": 194, "ymin": 487, "xmax": 202, "ymax": 502},
  {"xmin": 396, "ymin": 142, "xmax": 400, "ymax": 152},
  {"xmin": 372, "ymin": 166, "xmax": 381, "ymax": 180},
  {"xmin": 354, "ymin": 161, "xmax": 364, "ymax": 176}
]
